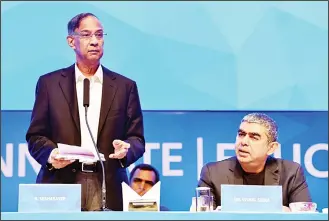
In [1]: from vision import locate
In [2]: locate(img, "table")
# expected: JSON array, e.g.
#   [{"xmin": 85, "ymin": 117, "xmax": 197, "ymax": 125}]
[{"xmin": 1, "ymin": 211, "xmax": 328, "ymax": 220}]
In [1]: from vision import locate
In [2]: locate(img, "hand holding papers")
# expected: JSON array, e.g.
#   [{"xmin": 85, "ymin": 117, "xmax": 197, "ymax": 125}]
[
  {"xmin": 122, "ymin": 182, "xmax": 161, "ymax": 211},
  {"xmin": 55, "ymin": 143, "xmax": 105, "ymax": 163}
]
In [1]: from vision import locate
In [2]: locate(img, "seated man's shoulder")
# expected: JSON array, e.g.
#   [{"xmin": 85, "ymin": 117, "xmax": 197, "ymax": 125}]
[
  {"xmin": 204, "ymin": 156, "xmax": 236, "ymax": 170},
  {"xmin": 269, "ymin": 157, "xmax": 302, "ymax": 172}
]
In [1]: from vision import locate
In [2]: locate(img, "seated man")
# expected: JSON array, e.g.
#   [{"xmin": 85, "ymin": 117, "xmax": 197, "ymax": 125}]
[
  {"xmin": 198, "ymin": 113, "xmax": 311, "ymax": 212},
  {"xmin": 129, "ymin": 163, "xmax": 169, "ymax": 211}
]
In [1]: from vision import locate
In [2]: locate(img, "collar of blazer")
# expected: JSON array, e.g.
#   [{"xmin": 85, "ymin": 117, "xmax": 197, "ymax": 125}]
[
  {"xmin": 227, "ymin": 156, "xmax": 280, "ymax": 185},
  {"xmin": 59, "ymin": 64, "xmax": 118, "ymax": 138},
  {"xmin": 60, "ymin": 64, "xmax": 117, "ymax": 80}
]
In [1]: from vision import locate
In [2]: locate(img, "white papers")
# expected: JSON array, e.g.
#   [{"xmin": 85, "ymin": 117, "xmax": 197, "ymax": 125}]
[
  {"xmin": 56, "ymin": 143, "xmax": 105, "ymax": 163},
  {"xmin": 122, "ymin": 181, "xmax": 161, "ymax": 212}
]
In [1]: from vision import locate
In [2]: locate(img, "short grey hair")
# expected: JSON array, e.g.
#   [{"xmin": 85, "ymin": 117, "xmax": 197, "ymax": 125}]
[
  {"xmin": 241, "ymin": 113, "xmax": 278, "ymax": 142},
  {"xmin": 67, "ymin": 12, "xmax": 98, "ymax": 35}
]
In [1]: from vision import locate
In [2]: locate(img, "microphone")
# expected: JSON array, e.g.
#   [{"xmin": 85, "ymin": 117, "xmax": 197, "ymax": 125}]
[
  {"xmin": 83, "ymin": 78, "xmax": 110, "ymax": 211},
  {"xmin": 83, "ymin": 78, "xmax": 90, "ymax": 107}
]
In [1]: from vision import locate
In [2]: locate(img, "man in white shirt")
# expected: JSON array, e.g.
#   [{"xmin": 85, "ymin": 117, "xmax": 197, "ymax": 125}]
[{"xmin": 26, "ymin": 12, "xmax": 145, "ymax": 211}]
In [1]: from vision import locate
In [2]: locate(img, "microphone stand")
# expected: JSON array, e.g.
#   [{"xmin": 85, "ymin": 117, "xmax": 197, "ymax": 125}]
[{"xmin": 84, "ymin": 106, "xmax": 111, "ymax": 211}]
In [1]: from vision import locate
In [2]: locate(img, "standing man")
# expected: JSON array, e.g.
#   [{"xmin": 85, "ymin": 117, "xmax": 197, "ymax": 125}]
[{"xmin": 26, "ymin": 12, "xmax": 145, "ymax": 211}]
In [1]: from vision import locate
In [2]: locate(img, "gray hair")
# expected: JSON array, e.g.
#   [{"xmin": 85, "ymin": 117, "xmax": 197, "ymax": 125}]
[
  {"xmin": 241, "ymin": 113, "xmax": 278, "ymax": 142},
  {"xmin": 67, "ymin": 13, "xmax": 98, "ymax": 35}
]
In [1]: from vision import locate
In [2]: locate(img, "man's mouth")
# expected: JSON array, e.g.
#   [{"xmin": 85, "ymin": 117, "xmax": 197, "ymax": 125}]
[
  {"xmin": 88, "ymin": 50, "xmax": 99, "ymax": 53},
  {"xmin": 238, "ymin": 149, "xmax": 249, "ymax": 154}
]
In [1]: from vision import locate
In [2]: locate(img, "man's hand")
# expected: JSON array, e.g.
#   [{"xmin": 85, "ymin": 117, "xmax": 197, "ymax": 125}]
[
  {"xmin": 48, "ymin": 148, "xmax": 75, "ymax": 169},
  {"xmin": 109, "ymin": 139, "xmax": 130, "ymax": 159}
]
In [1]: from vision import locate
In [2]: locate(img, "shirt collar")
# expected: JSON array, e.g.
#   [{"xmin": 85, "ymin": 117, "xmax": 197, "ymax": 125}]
[{"xmin": 75, "ymin": 63, "xmax": 103, "ymax": 84}]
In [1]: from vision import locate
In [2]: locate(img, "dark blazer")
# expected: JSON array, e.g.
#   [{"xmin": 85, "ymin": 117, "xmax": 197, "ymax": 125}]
[
  {"xmin": 198, "ymin": 156, "xmax": 311, "ymax": 208},
  {"xmin": 26, "ymin": 64, "xmax": 145, "ymax": 211}
]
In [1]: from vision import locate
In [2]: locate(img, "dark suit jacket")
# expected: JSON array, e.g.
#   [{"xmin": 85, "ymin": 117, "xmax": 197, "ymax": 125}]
[
  {"xmin": 198, "ymin": 156, "xmax": 311, "ymax": 208},
  {"xmin": 26, "ymin": 64, "xmax": 145, "ymax": 211}
]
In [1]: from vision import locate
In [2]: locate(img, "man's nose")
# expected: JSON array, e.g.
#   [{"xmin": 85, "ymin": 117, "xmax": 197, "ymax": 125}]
[
  {"xmin": 89, "ymin": 35, "xmax": 99, "ymax": 45},
  {"xmin": 139, "ymin": 181, "xmax": 145, "ymax": 190},
  {"xmin": 241, "ymin": 135, "xmax": 250, "ymax": 145}
]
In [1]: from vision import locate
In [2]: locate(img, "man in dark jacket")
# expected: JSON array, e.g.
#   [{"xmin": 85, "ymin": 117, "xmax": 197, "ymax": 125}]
[
  {"xmin": 26, "ymin": 12, "xmax": 145, "ymax": 211},
  {"xmin": 198, "ymin": 113, "xmax": 311, "ymax": 212}
]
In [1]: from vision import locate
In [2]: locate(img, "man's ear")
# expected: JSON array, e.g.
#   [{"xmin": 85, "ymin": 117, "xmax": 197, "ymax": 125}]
[
  {"xmin": 267, "ymin": 142, "xmax": 279, "ymax": 156},
  {"xmin": 67, "ymin": 35, "xmax": 76, "ymax": 49}
]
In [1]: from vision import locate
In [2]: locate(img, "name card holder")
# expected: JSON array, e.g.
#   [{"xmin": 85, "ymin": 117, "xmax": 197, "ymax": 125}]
[
  {"xmin": 221, "ymin": 184, "xmax": 282, "ymax": 212},
  {"xmin": 18, "ymin": 184, "xmax": 81, "ymax": 212}
]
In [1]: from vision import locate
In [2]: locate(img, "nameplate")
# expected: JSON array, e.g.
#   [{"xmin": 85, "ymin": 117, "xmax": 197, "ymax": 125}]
[
  {"xmin": 128, "ymin": 199, "xmax": 158, "ymax": 211},
  {"xmin": 221, "ymin": 184, "xmax": 282, "ymax": 212},
  {"xmin": 18, "ymin": 184, "xmax": 81, "ymax": 212}
]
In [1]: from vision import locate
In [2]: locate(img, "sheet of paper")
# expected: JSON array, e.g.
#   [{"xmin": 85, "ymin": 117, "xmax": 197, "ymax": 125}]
[
  {"xmin": 56, "ymin": 143, "xmax": 105, "ymax": 162},
  {"xmin": 121, "ymin": 181, "xmax": 161, "ymax": 211}
]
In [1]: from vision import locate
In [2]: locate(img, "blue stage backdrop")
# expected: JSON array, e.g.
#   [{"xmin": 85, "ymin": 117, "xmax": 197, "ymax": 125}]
[
  {"xmin": 1, "ymin": 1, "xmax": 328, "ymax": 111},
  {"xmin": 1, "ymin": 111, "xmax": 327, "ymax": 212}
]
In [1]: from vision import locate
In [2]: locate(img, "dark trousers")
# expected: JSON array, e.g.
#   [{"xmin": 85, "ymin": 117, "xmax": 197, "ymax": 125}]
[{"xmin": 75, "ymin": 171, "xmax": 101, "ymax": 211}]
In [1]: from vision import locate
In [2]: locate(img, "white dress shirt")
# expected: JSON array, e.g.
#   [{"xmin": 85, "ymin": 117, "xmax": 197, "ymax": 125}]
[{"xmin": 75, "ymin": 64, "xmax": 103, "ymax": 157}]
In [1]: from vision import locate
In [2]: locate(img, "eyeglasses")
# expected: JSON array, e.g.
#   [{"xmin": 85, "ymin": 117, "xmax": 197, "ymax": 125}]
[{"xmin": 72, "ymin": 31, "xmax": 107, "ymax": 40}]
